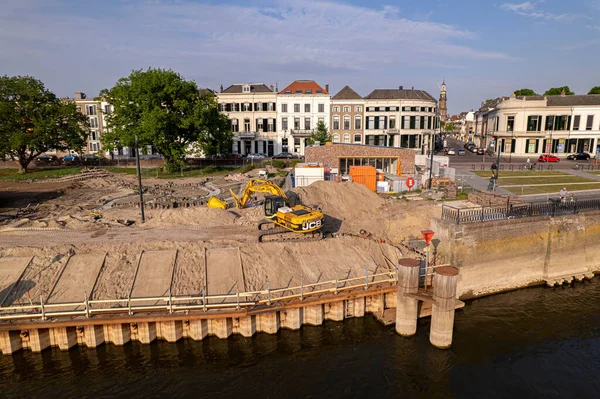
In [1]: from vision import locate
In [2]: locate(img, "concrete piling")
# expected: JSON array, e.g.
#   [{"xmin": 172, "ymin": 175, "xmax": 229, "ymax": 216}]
[
  {"xmin": 136, "ymin": 322, "xmax": 157, "ymax": 344},
  {"xmin": 54, "ymin": 327, "xmax": 77, "ymax": 350},
  {"xmin": 429, "ymin": 266, "xmax": 459, "ymax": 349},
  {"xmin": 325, "ymin": 301, "xmax": 345, "ymax": 321},
  {"xmin": 160, "ymin": 321, "xmax": 183, "ymax": 342},
  {"xmin": 29, "ymin": 328, "xmax": 51, "ymax": 352},
  {"xmin": 303, "ymin": 304, "xmax": 324, "ymax": 326},
  {"xmin": 395, "ymin": 258, "xmax": 420, "ymax": 337},
  {"xmin": 237, "ymin": 316, "xmax": 256, "ymax": 337},
  {"xmin": 281, "ymin": 308, "xmax": 302, "ymax": 330},
  {"xmin": 0, "ymin": 331, "xmax": 22, "ymax": 354},
  {"xmin": 187, "ymin": 319, "xmax": 208, "ymax": 340},
  {"xmin": 84, "ymin": 325, "xmax": 105, "ymax": 348},
  {"xmin": 258, "ymin": 312, "xmax": 280, "ymax": 334}
]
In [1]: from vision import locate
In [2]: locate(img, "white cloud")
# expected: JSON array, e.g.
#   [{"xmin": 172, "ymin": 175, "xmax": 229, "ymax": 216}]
[
  {"xmin": 587, "ymin": 24, "xmax": 600, "ymax": 30},
  {"xmin": 500, "ymin": 1, "xmax": 580, "ymax": 22}
]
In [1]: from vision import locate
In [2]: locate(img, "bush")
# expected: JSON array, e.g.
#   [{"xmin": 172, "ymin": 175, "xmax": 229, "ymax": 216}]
[{"xmin": 272, "ymin": 160, "xmax": 285, "ymax": 169}]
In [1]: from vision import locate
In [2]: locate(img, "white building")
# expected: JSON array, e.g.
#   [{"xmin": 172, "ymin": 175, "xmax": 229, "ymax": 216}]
[
  {"xmin": 276, "ymin": 80, "xmax": 330, "ymax": 155},
  {"xmin": 216, "ymin": 83, "xmax": 278, "ymax": 156},
  {"xmin": 481, "ymin": 94, "xmax": 600, "ymax": 157}
]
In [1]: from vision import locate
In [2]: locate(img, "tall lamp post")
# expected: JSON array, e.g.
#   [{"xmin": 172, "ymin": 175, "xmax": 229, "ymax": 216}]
[{"xmin": 135, "ymin": 134, "xmax": 145, "ymax": 223}]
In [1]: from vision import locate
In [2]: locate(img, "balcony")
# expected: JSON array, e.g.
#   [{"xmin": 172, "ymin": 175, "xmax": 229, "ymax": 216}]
[{"xmin": 291, "ymin": 129, "xmax": 314, "ymax": 137}]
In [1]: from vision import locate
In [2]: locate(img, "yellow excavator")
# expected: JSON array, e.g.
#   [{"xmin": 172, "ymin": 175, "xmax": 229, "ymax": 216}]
[{"xmin": 229, "ymin": 179, "xmax": 324, "ymax": 243}]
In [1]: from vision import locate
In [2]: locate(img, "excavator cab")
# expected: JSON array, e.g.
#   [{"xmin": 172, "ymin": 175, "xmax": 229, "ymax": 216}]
[{"xmin": 264, "ymin": 195, "xmax": 288, "ymax": 218}]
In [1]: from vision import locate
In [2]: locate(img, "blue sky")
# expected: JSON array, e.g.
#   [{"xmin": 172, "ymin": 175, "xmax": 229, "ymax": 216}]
[{"xmin": 1, "ymin": 0, "xmax": 598, "ymax": 113}]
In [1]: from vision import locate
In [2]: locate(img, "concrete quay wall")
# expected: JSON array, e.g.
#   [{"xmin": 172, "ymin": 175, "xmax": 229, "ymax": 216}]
[{"xmin": 431, "ymin": 210, "xmax": 600, "ymax": 299}]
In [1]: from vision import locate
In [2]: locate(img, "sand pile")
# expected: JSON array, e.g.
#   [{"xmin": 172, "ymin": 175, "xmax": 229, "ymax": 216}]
[{"xmin": 142, "ymin": 207, "xmax": 237, "ymax": 228}]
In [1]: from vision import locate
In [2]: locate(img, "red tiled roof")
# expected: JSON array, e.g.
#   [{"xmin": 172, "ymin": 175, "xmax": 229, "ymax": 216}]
[{"xmin": 279, "ymin": 80, "xmax": 328, "ymax": 95}]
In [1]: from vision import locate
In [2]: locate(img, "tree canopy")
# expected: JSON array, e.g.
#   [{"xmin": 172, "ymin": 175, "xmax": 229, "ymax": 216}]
[
  {"xmin": 513, "ymin": 88, "xmax": 537, "ymax": 96},
  {"xmin": 544, "ymin": 86, "xmax": 574, "ymax": 96},
  {"xmin": 306, "ymin": 120, "xmax": 332, "ymax": 145},
  {"xmin": 99, "ymin": 68, "xmax": 231, "ymax": 172},
  {"xmin": 589, "ymin": 86, "xmax": 600, "ymax": 95},
  {"xmin": 0, "ymin": 75, "xmax": 89, "ymax": 173}
]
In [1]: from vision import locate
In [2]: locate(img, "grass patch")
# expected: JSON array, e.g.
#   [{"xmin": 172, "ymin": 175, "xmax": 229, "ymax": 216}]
[
  {"xmin": 474, "ymin": 171, "xmax": 567, "ymax": 178},
  {"xmin": 504, "ymin": 183, "xmax": 600, "ymax": 195},
  {"xmin": 0, "ymin": 167, "xmax": 83, "ymax": 181}
]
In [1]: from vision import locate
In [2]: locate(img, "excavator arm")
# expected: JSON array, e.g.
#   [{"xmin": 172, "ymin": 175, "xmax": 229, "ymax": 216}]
[{"xmin": 230, "ymin": 178, "xmax": 287, "ymax": 208}]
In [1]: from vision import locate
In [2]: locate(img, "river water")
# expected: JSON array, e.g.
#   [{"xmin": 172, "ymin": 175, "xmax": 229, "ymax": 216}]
[{"xmin": 1, "ymin": 279, "xmax": 599, "ymax": 399}]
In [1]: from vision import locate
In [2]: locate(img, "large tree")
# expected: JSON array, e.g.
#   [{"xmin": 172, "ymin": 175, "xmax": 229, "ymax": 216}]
[
  {"xmin": 99, "ymin": 68, "xmax": 231, "ymax": 172},
  {"xmin": 544, "ymin": 86, "xmax": 574, "ymax": 96},
  {"xmin": 0, "ymin": 75, "xmax": 88, "ymax": 173},
  {"xmin": 513, "ymin": 88, "xmax": 537, "ymax": 96},
  {"xmin": 589, "ymin": 86, "xmax": 600, "ymax": 95},
  {"xmin": 306, "ymin": 120, "xmax": 332, "ymax": 145}
]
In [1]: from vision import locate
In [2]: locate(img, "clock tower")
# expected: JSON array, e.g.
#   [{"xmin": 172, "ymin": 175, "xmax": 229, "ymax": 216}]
[{"xmin": 439, "ymin": 80, "xmax": 448, "ymax": 121}]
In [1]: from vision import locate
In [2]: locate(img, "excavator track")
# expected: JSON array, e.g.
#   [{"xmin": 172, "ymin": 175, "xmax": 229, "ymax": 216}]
[{"xmin": 258, "ymin": 225, "xmax": 323, "ymax": 243}]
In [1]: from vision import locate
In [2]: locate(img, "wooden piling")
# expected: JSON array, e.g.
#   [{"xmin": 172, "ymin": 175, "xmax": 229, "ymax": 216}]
[
  {"xmin": 429, "ymin": 266, "xmax": 459, "ymax": 349},
  {"xmin": 395, "ymin": 258, "xmax": 420, "ymax": 337}
]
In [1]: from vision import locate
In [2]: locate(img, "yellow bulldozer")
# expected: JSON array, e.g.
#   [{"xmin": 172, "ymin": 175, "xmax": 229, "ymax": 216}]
[{"xmin": 229, "ymin": 178, "xmax": 324, "ymax": 243}]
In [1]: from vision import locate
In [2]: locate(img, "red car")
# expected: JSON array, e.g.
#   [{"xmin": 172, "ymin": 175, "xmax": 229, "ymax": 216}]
[{"xmin": 538, "ymin": 154, "xmax": 560, "ymax": 163}]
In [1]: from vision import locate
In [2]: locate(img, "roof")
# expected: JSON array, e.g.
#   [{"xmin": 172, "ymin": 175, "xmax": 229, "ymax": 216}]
[
  {"xmin": 198, "ymin": 88, "xmax": 215, "ymax": 96},
  {"xmin": 279, "ymin": 80, "xmax": 328, "ymax": 95},
  {"xmin": 518, "ymin": 94, "xmax": 600, "ymax": 107},
  {"xmin": 222, "ymin": 84, "xmax": 273, "ymax": 94},
  {"xmin": 364, "ymin": 89, "xmax": 436, "ymax": 101},
  {"xmin": 332, "ymin": 85, "xmax": 362, "ymax": 100},
  {"xmin": 476, "ymin": 96, "xmax": 509, "ymax": 113}
]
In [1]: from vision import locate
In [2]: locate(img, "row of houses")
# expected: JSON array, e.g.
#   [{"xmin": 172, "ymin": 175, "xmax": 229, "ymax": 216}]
[
  {"xmin": 69, "ymin": 80, "xmax": 443, "ymax": 157},
  {"xmin": 472, "ymin": 92, "xmax": 600, "ymax": 157}
]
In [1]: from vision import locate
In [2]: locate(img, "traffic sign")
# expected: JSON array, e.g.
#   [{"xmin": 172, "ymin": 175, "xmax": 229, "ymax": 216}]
[{"xmin": 406, "ymin": 177, "xmax": 415, "ymax": 190}]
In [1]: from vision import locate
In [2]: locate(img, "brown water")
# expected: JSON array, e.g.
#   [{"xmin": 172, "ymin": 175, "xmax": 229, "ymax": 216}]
[{"xmin": 1, "ymin": 279, "xmax": 599, "ymax": 398}]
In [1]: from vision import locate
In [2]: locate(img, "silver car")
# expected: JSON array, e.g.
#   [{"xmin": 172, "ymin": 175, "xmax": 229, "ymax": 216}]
[{"xmin": 246, "ymin": 153, "xmax": 265, "ymax": 160}]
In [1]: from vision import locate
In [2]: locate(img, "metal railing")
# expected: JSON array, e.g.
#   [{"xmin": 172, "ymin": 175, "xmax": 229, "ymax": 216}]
[{"xmin": 442, "ymin": 198, "xmax": 600, "ymax": 224}]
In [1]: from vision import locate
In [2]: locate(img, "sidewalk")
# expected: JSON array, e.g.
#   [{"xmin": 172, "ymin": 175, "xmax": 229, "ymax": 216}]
[{"xmin": 454, "ymin": 169, "xmax": 515, "ymax": 196}]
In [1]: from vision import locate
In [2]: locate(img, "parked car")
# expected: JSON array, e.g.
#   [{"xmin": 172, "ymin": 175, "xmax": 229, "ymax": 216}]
[
  {"xmin": 538, "ymin": 154, "xmax": 560, "ymax": 163},
  {"xmin": 447, "ymin": 147, "xmax": 456, "ymax": 155},
  {"xmin": 458, "ymin": 149, "xmax": 466, "ymax": 156},
  {"xmin": 477, "ymin": 148, "xmax": 485, "ymax": 155},
  {"xmin": 566, "ymin": 152, "xmax": 591, "ymax": 160},
  {"xmin": 464, "ymin": 142, "xmax": 475, "ymax": 150},
  {"xmin": 62, "ymin": 154, "xmax": 80, "ymax": 162},
  {"xmin": 36, "ymin": 154, "xmax": 59, "ymax": 164},
  {"xmin": 469, "ymin": 145, "xmax": 478, "ymax": 153},
  {"xmin": 443, "ymin": 146, "xmax": 450, "ymax": 154},
  {"xmin": 272, "ymin": 152, "xmax": 296, "ymax": 159},
  {"xmin": 246, "ymin": 153, "xmax": 265, "ymax": 160}
]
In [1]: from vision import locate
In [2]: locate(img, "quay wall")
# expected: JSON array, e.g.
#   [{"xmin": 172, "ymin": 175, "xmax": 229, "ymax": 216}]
[{"xmin": 431, "ymin": 210, "xmax": 600, "ymax": 299}]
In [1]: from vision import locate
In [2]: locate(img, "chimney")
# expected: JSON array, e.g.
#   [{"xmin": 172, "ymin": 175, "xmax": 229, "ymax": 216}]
[
  {"xmin": 220, "ymin": 85, "xmax": 223, "ymax": 93},
  {"xmin": 325, "ymin": 84, "xmax": 329, "ymax": 93},
  {"xmin": 399, "ymin": 86, "xmax": 403, "ymax": 90},
  {"xmin": 74, "ymin": 92, "xmax": 86, "ymax": 100},
  {"xmin": 412, "ymin": 86, "xmax": 414, "ymax": 90},
  {"xmin": 270, "ymin": 84, "xmax": 274, "ymax": 92},
  {"xmin": 561, "ymin": 89, "xmax": 566, "ymax": 97}
]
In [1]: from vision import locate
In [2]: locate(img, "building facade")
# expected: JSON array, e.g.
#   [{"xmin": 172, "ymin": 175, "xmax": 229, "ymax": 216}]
[
  {"xmin": 363, "ymin": 87, "xmax": 438, "ymax": 153},
  {"xmin": 216, "ymin": 83, "xmax": 278, "ymax": 156},
  {"xmin": 277, "ymin": 80, "xmax": 330, "ymax": 155},
  {"xmin": 330, "ymin": 85, "xmax": 365, "ymax": 145},
  {"xmin": 72, "ymin": 93, "xmax": 106, "ymax": 154},
  {"xmin": 480, "ymin": 94, "xmax": 600, "ymax": 157}
]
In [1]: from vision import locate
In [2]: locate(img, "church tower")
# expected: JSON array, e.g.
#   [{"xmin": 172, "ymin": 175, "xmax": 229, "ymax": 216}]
[{"xmin": 439, "ymin": 80, "xmax": 448, "ymax": 121}]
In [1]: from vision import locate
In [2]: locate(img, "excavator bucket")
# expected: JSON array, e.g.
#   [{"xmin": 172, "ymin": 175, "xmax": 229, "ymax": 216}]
[{"xmin": 207, "ymin": 196, "xmax": 229, "ymax": 209}]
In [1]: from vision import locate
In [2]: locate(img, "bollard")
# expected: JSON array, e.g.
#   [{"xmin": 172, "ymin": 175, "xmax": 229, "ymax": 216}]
[
  {"xmin": 429, "ymin": 266, "xmax": 459, "ymax": 349},
  {"xmin": 395, "ymin": 258, "xmax": 420, "ymax": 337}
]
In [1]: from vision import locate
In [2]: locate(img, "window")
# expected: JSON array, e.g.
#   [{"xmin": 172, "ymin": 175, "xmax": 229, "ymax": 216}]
[
  {"xmin": 573, "ymin": 115, "xmax": 581, "ymax": 130},
  {"xmin": 282, "ymin": 104, "xmax": 288, "ymax": 113},
  {"xmin": 268, "ymin": 103, "xmax": 275, "ymax": 111},
  {"xmin": 389, "ymin": 116, "xmax": 396, "ymax": 129},
  {"xmin": 355, "ymin": 106, "xmax": 362, "ymax": 112},
  {"xmin": 333, "ymin": 134, "xmax": 340, "ymax": 143},
  {"xmin": 231, "ymin": 119, "xmax": 239, "ymax": 132},
  {"xmin": 507, "ymin": 116, "xmax": 514, "ymax": 132},
  {"xmin": 554, "ymin": 115, "xmax": 570, "ymax": 131},
  {"xmin": 304, "ymin": 117, "xmax": 311, "ymax": 130},
  {"xmin": 411, "ymin": 106, "xmax": 418, "ymax": 112},
  {"xmin": 257, "ymin": 119, "xmax": 264, "ymax": 132},
  {"xmin": 316, "ymin": 90, "xmax": 322, "ymax": 94},
  {"xmin": 244, "ymin": 119, "xmax": 250, "ymax": 132},
  {"xmin": 294, "ymin": 117, "xmax": 300, "ymax": 130},
  {"xmin": 409, "ymin": 116, "xmax": 416, "ymax": 129},
  {"xmin": 281, "ymin": 138, "xmax": 288, "ymax": 151},
  {"xmin": 285, "ymin": 90, "xmax": 292, "ymax": 94},
  {"xmin": 378, "ymin": 116, "xmax": 387, "ymax": 129},
  {"xmin": 586, "ymin": 115, "xmax": 594, "ymax": 130},
  {"xmin": 89, "ymin": 117, "xmax": 98, "ymax": 128},
  {"xmin": 343, "ymin": 106, "xmax": 350, "ymax": 112},
  {"xmin": 90, "ymin": 131, "xmax": 97, "ymax": 141},
  {"xmin": 421, "ymin": 107, "xmax": 427, "ymax": 112},
  {"xmin": 85, "ymin": 104, "xmax": 97, "ymax": 115},
  {"xmin": 267, "ymin": 119, "xmax": 274, "ymax": 132},
  {"xmin": 355, "ymin": 116, "xmax": 362, "ymax": 130},
  {"xmin": 402, "ymin": 116, "xmax": 410, "ymax": 129},
  {"xmin": 343, "ymin": 134, "xmax": 350, "ymax": 143},
  {"xmin": 353, "ymin": 134, "xmax": 362, "ymax": 143},
  {"xmin": 318, "ymin": 104, "xmax": 324, "ymax": 113},
  {"xmin": 527, "ymin": 115, "xmax": 542, "ymax": 131},
  {"xmin": 294, "ymin": 137, "xmax": 301, "ymax": 153},
  {"xmin": 333, "ymin": 106, "xmax": 340, "ymax": 112},
  {"xmin": 243, "ymin": 103, "xmax": 251, "ymax": 112},
  {"xmin": 343, "ymin": 115, "xmax": 350, "ymax": 130},
  {"xmin": 305, "ymin": 90, "xmax": 312, "ymax": 94},
  {"xmin": 333, "ymin": 116, "xmax": 340, "ymax": 130},
  {"xmin": 367, "ymin": 107, "xmax": 376, "ymax": 112},
  {"xmin": 294, "ymin": 104, "xmax": 300, "ymax": 113},
  {"xmin": 295, "ymin": 90, "xmax": 302, "ymax": 94},
  {"xmin": 305, "ymin": 104, "xmax": 310, "ymax": 113},
  {"xmin": 366, "ymin": 116, "xmax": 375, "ymax": 129},
  {"xmin": 103, "ymin": 105, "xmax": 111, "ymax": 114},
  {"xmin": 282, "ymin": 117, "xmax": 288, "ymax": 131},
  {"xmin": 545, "ymin": 115, "xmax": 555, "ymax": 131},
  {"xmin": 243, "ymin": 86, "xmax": 250, "ymax": 93}
]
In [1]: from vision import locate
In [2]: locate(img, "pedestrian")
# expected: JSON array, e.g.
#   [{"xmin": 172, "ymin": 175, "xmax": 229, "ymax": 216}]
[{"xmin": 559, "ymin": 187, "xmax": 567, "ymax": 201}]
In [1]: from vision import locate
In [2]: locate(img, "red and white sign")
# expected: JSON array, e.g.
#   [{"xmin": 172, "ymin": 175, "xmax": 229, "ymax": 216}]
[{"xmin": 406, "ymin": 177, "xmax": 415, "ymax": 190}]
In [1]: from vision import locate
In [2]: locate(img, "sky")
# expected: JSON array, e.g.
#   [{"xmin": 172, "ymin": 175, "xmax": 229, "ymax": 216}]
[{"xmin": 1, "ymin": 0, "xmax": 599, "ymax": 114}]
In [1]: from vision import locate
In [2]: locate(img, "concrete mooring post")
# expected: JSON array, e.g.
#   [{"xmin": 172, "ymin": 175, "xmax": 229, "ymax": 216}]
[
  {"xmin": 395, "ymin": 258, "xmax": 420, "ymax": 337},
  {"xmin": 430, "ymin": 266, "xmax": 459, "ymax": 349}
]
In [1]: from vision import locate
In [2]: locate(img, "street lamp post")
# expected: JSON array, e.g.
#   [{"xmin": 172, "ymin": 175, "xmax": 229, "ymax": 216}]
[{"xmin": 135, "ymin": 134, "xmax": 145, "ymax": 223}]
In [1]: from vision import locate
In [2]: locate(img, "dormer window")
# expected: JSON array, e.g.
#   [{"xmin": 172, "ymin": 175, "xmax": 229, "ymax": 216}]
[
  {"xmin": 316, "ymin": 90, "xmax": 322, "ymax": 94},
  {"xmin": 285, "ymin": 90, "xmax": 292, "ymax": 94},
  {"xmin": 242, "ymin": 85, "xmax": 250, "ymax": 93},
  {"xmin": 305, "ymin": 89, "xmax": 312, "ymax": 94},
  {"xmin": 295, "ymin": 90, "xmax": 302, "ymax": 94}
]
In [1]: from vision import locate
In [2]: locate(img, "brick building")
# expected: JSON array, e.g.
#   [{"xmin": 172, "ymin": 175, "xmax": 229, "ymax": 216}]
[
  {"xmin": 330, "ymin": 85, "xmax": 364, "ymax": 145},
  {"xmin": 304, "ymin": 143, "xmax": 415, "ymax": 176}
]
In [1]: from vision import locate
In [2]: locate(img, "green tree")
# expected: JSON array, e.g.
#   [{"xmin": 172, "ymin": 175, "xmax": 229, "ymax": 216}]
[
  {"xmin": 306, "ymin": 120, "xmax": 331, "ymax": 145},
  {"xmin": 99, "ymin": 68, "xmax": 231, "ymax": 172},
  {"xmin": 588, "ymin": 86, "xmax": 600, "ymax": 95},
  {"xmin": 513, "ymin": 88, "xmax": 537, "ymax": 96},
  {"xmin": 0, "ymin": 75, "xmax": 88, "ymax": 174},
  {"xmin": 444, "ymin": 122, "xmax": 455, "ymax": 132},
  {"xmin": 544, "ymin": 86, "xmax": 574, "ymax": 96}
]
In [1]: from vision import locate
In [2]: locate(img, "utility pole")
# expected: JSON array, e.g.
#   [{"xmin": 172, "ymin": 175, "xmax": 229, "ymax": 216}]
[
  {"xmin": 427, "ymin": 112, "xmax": 438, "ymax": 190},
  {"xmin": 135, "ymin": 134, "xmax": 145, "ymax": 223}
]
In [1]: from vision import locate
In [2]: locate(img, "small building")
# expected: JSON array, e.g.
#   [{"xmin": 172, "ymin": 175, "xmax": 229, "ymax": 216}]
[
  {"xmin": 304, "ymin": 143, "xmax": 415, "ymax": 177},
  {"xmin": 294, "ymin": 163, "xmax": 326, "ymax": 187}
]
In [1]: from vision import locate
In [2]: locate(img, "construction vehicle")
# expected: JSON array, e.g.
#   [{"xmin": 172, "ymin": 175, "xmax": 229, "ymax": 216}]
[
  {"xmin": 206, "ymin": 196, "xmax": 229, "ymax": 209},
  {"xmin": 230, "ymin": 179, "xmax": 324, "ymax": 243}
]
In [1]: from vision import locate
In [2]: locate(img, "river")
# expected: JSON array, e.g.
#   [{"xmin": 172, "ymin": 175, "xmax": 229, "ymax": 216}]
[{"xmin": 1, "ymin": 279, "xmax": 599, "ymax": 398}]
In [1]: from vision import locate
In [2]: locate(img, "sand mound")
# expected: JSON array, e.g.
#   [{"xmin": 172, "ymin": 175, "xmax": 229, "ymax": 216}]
[{"xmin": 142, "ymin": 207, "xmax": 237, "ymax": 228}]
